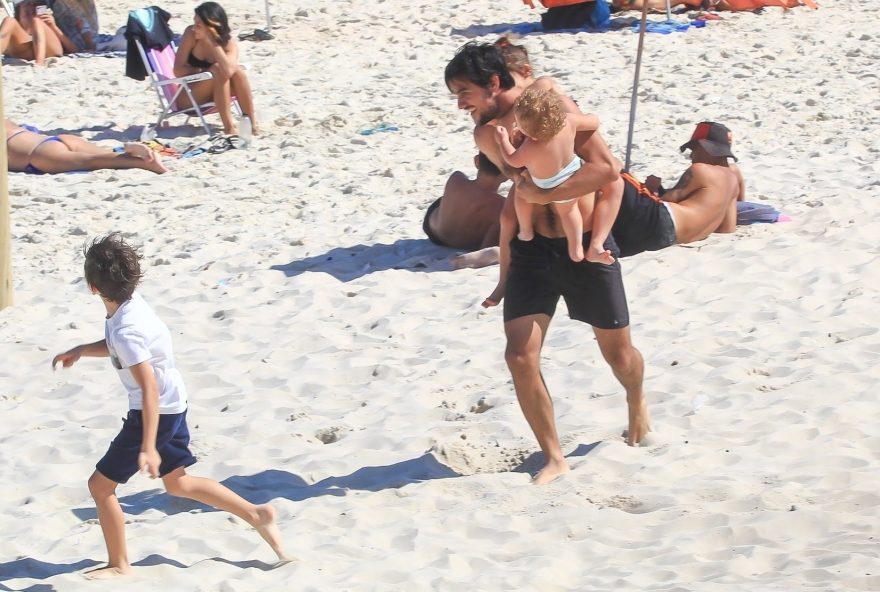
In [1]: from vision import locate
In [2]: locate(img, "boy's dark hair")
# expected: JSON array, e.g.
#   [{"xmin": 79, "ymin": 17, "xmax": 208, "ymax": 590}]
[
  {"xmin": 83, "ymin": 234, "xmax": 143, "ymax": 303},
  {"xmin": 476, "ymin": 152, "xmax": 502, "ymax": 178},
  {"xmin": 445, "ymin": 42, "xmax": 515, "ymax": 91}
]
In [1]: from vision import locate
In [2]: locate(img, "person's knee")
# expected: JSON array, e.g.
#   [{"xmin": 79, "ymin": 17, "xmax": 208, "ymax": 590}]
[
  {"xmin": 88, "ymin": 472, "xmax": 114, "ymax": 498},
  {"xmin": 600, "ymin": 342, "xmax": 640, "ymax": 374},
  {"xmin": 505, "ymin": 340, "xmax": 540, "ymax": 373}
]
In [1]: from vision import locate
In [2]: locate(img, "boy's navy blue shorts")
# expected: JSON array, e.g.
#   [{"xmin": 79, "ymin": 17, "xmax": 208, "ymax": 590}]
[{"xmin": 96, "ymin": 410, "xmax": 197, "ymax": 484}]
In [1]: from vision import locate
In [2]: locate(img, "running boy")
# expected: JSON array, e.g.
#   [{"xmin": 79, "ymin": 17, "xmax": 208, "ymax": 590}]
[
  {"xmin": 52, "ymin": 234, "xmax": 288, "ymax": 579},
  {"xmin": 496, "ymin": 87, "xmax": 615, "ymax": 264}
]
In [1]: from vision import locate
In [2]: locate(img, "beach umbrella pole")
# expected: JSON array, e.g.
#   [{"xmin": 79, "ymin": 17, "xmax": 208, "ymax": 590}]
[
  {"xmin": 623, "ymin": 2, "xmax": 650, "ymax": 173},
  {"xmin": 0, "ymin": 63, "xmax": 12, "ymax": 309}
]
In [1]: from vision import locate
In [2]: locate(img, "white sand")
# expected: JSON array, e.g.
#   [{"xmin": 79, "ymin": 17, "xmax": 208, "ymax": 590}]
[{"xmin": 1, "ymin": 0, "xmax": 878, "ymax": 589}]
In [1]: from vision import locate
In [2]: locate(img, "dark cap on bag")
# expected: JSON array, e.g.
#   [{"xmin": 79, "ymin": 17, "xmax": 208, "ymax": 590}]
[{"xmin": 680, "ymin": 122, "xmax": 737, "ymax": 161}]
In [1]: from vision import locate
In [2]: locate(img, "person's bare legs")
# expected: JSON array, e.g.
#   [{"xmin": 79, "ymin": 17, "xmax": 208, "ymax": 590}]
[
  {"xmin": 208, "ymin": 67, "xmax": 236, "ymax": 134},
  {"xmin": 29, "ymin": 17, "xmax": 63, "ymax": 65},
  {"xmin": 505, "ymin": 313, "xmax": 570, "ymax": 485},
  {"xmin": 553, "ymin": 200, "xmax": 585, "ymax": 262},
  {"xmin": 0, "ymin": 16, "xmax": 36, "ymax": 60},
  {"xmin": 31, "ymin": 139, "xmax": 167, "ymax": 174},
  {"xmin": 86, "ymin": 471, "xmax": 132, "ymax": 579},
  {"xmin": 453, "ymin": 246, "xmax": 500, "ymax": 269},
  {"xmin": 230, "ymin": 67, "xmax": 258, "ymax": 133},
  {"xmin": 162, "ymin": 467, "xmax": 289, "ymax": 562},
  {"xmin": 593, "ymin": 326, "xmax": 650, "ymax": 445}
]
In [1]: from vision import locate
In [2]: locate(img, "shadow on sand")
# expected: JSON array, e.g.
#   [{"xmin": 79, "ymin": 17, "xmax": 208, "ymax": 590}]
[
  {"xmin": 0, "ymin": 557, "xmax": 99, "ymax": 584},
  {"xmin": 512, "ymin": 441, "xmax": 601, "ymax": 475},
  {"xmin": 270, "ymin": 238, "xmax": 457, "ymax": 282},
  {"xmin": 71, "ymin": 452, "xmax": 460, "ymax": 520}
]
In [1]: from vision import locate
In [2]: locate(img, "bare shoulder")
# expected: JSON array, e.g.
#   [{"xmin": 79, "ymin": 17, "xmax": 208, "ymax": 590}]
[
  {"xmin": 474, "ymin": 123, "xmax": 496, "ymax": 149},
  {"xmin": 529, "ymin": 76, "xmax": 558, "ymax": 91}
]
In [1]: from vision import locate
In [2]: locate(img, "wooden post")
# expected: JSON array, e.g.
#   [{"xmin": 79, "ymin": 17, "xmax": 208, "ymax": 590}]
[{"xmin": 0, "ymin": 62, "xmax": 12, "ymax": 309}]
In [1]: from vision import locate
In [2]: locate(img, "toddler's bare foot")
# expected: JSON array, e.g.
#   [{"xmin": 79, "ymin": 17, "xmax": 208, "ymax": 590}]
[
  {"xmin": 254, "ymin": 504, "xmax": 290, "ymax": 562},
  {"xmin": 84, "ymin": 565, "xmax": 131, "ymax": 580},
  {"xmin": 517, "ymin": 230, "xmax": 534, "ymax": 241},
  {"xmin": 586, "ymin": 244, "xmax": 615, "ymax": 265},
  {"xmin": 569, "ymin": 244, "xmax": 585, "ymax": 262}
]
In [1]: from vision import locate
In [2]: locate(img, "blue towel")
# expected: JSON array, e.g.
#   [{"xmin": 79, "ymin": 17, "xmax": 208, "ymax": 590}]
[{"xmin": 631, "ymin": 19, "xmax": 693, "ymax": 34}]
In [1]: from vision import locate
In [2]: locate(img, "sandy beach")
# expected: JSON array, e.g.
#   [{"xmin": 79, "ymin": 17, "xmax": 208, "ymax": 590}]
[{"xmin": 1, "ymin": 0, "xmax": 878, "ymax": 589}]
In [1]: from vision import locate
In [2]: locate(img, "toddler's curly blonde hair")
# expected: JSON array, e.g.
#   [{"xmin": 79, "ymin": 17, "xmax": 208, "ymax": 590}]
[{"xmin": 513, "ymin": 87, "xmax": 566, "ymax": 143}]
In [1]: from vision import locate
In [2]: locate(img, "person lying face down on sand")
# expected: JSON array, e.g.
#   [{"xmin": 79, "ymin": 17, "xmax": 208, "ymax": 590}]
[
  {"xmin": 173, "ymin": 1, "xmax": 258, "ymax": 136},
  {"xmin": 446, "ymin": 42, "xmax": 649, "ymax": 486},
  {"xmin": 0, "ymin": 2, "xmax": 64, "ymax": 66},
  {"xmin": 52, "ymin": 234, "xmax": 290, "ymax": 580},
  {"xmin": 445, "ymin": 41, "xmax": 623, "ymax": 308},
  {"xmin": 423, "ymin": 152, "xmax": 507, "ymax": 252},
  {"xmin": 520, "ymin": 121, "xmax": 745, "ymax": 258},
  {"xmin": 4, "ymin": 118, "xmax": 167, "ymax": 175},
  {"xmin": 496, "ymin": 86, "xmax": 614, "ymax": 264}
]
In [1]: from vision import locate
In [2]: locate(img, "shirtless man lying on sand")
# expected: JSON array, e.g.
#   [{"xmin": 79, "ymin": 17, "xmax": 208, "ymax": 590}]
[
  {"xmin": 453, "ymin": 121, "xmax": 745, "ymax": 267},
  {"xmin": 5, "ymin": 118, "xmax": 167, "ymax": 175}
]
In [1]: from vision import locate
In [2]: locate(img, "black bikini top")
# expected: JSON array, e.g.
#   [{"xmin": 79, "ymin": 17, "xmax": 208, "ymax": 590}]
[{"xmin": 187, "ymin": 51, "xmax": 213, "ymax": 70}]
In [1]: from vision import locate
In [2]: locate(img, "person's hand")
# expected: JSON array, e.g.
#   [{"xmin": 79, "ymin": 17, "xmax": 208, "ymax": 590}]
[
  {"xmin": 52, "ymin": 346, "xmax": 83, "ymax": 370},
  {"xmin": 138, "ymin": 448, "xmax": 161, "ymax": 479},
  {"xmin": 645, "ymin": 175, "xmax": 662, "ymax": 194},
  {"xmin": 36, "ymin": 13, "xmax": 58, "ymax": 30},
  {"xmin": 514, "ymin": 170, "xmax": 547, "ymax": 205},
  {"xmin": 494, "ymin": 125, "xmax": 509, "ymax": 145}
]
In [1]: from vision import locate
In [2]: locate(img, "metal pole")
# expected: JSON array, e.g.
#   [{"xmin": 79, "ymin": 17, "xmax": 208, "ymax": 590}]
[
  {"xmin": 1, "ymin": 62, "xmax": 12, "ymax": 309},
  {"xmin": 624, "ymin": 2, "xmax": 650, "ymax": 173},
  {"xmin": 265, "ymin": 0, "xmax": 272, "ymax": 33},
  {"xmin": 666, "ymin": 0, "xmax": 672, "ymax": 21}
]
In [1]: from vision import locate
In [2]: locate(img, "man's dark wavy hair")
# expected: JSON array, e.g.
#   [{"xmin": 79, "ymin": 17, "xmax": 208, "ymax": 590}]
[
  {"xmin": 83, "ymin": 234, "xmax": 143, "ymax": 303},
  {"xmin": 445, "ymin": 42, "xmax": 515, "ymax": 91}
]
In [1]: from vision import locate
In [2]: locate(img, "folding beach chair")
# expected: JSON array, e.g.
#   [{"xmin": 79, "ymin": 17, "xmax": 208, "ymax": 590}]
[{"xmin": 135, "ymin": 38, "xmax": 242, "ymax": 135}]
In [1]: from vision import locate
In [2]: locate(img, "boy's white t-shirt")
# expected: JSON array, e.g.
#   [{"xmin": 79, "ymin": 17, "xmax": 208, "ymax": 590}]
[{"xmin": 105, "ymin": 291, "xmax": 188, "ymax": 414}]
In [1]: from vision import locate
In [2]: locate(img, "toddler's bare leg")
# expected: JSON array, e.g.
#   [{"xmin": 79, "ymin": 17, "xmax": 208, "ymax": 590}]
[
  {"xmin": 553, "ymin": 200, "xmax": 584, "ymax": 262},
  {"xmin": 163, "ymin": 468, "xmax": 289, "ymax": 562},
  {"xmin": 514, "ymin": 195, "xmax": 534, "ymax": 242},
  {"xmin": 85, "ymin": 471, "xmax": 132, "ymax": 579}
]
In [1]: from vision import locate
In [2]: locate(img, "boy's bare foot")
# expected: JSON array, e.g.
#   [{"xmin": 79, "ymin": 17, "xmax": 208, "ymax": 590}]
[
  {"xmin": 123, "ymin": 143, "xmax": 168, "ymax": 174},
  {"xmin": 532, "ymin": 458, "xmax": 570, "ymax": 485},
  {"xmin": 569, "ymin": 245, "xmax": 585, "ymax": 262},
  {"xmin": 452, "ymin": 246, "xmax": 499, "ymax": 270},
  {"xmin": 254, "ymin": 504, "xmax": 291, "ymax": 562},
  {"xmin": 83, "ymin": 565, "xmax": 131, "ymax": 580}
]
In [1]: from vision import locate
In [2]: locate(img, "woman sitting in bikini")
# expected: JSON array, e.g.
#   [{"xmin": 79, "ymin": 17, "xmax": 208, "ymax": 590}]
[
  {"xmin": 5, "ymin": 118, "xmax": 166, "ymax": 175},
  {"xmin": 0, "ymin": 2, "xmax": 64, "ymax": 66},
  {"xmin": 173, "ymin": 2, "xmax": 258, "ymax": 136}
]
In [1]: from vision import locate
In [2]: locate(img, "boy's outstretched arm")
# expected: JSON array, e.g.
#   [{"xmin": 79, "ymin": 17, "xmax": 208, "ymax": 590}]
[
  {"xmin": 129, "ymin": 362, "xmax": 162, "ymax": 479},
  {"xmin": 52, "ymin": 339, "xmax": 109, "ymax": 369}
]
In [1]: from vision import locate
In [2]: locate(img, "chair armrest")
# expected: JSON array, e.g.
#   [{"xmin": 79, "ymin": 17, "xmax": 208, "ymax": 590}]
[{"xmin": 156, "ymin": 72, "xmax": 214, "ymax": 85}]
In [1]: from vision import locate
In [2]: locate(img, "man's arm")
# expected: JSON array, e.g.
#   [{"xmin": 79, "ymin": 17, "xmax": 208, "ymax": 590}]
[
  {"xmin": 516, "ymin": 129, "xmax": 620, "ymax": 205},
  {"xmin": 660, "ymin": 166, "xmax": 706, "ymax": 204}
]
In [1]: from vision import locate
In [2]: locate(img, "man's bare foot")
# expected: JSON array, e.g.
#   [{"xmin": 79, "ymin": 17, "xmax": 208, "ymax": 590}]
[
  {"xmin": 83, "ymin": 565, "xmax": 131, "ymax": 580},
  {"xmin": 452, "ymin": 247, "xmax": 499, "ymax": 270},
  {"xmin": 482, "ymin": 283, "xmax": 505, "ymax": 308},
  {"xmin": 586, "ymin": 244, "xmax": 615, "ymax": 265},
  {"xmin": 123, "ymin": 143, "xmax": 168, "ymax": 174},
  {"xmin": 626, "ymin": 393, "xmax": 651, "ymax": 446},
  {"xmin": 253, "ymin": 504, "xmax": 291, "ymax": 562},
  {"xmin": 532, "ymin": 458, "xmax": 570, "ymax": 485}
]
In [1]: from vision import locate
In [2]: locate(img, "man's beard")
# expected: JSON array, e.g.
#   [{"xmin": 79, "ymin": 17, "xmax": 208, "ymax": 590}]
[{"xmin": 476, "ymin": 100, "xmax": 501, "ymax": 126}]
